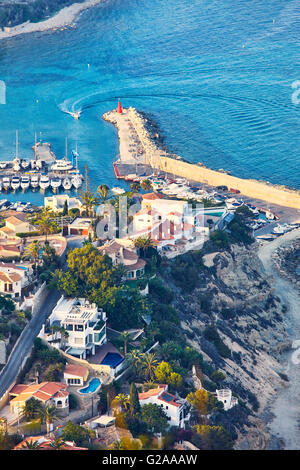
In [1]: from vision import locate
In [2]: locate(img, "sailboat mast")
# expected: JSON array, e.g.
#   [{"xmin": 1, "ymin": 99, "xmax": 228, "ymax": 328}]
[
  {"xmin": 34, "ymin": 132, "xmax": 37, "ymax": 161},
  {"xmin": 16, "ymin": 130, "xmax": 18, "ymax": 158},
  {"xmin": 65, "ymin": 137, "xmax": 68, "ymax": 160}
]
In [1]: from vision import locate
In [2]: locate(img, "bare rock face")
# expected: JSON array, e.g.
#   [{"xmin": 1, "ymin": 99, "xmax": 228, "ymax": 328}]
[{"xmin": 171, "ymin": 243, "xmax": 289, "ymax": 449}]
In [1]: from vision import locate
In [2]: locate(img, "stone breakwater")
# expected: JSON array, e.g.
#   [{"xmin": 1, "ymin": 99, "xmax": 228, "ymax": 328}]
[{"xmin": 103, "ymin": 107, "xmax": 300, "ymax": 210}]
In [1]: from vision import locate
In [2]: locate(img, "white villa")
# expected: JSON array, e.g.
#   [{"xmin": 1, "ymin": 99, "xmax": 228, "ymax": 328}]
[
  {"xmin": 138, "ymin": 384, "xmax": 189, "ymax": 428},
  {"xmin": 44, "ymin": 195, "xmax": 82, "ymax": 213},
  {"xmin": 0, "ymin": 262, "xmax": 33, "ymax": 298},
  {"xmin": 49, "ymin": 297, "xmax": 107, "ymax": 360},
  {"xmin": 98, "ymin": 239, "xmax": 146, "ymax": 280}
]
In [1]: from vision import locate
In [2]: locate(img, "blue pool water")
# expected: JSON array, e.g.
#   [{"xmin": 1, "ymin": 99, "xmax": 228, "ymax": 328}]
[
  {"xmin": 78, "ymin": 377, "xmax": 101, "ymax": 394},
  {"xmin": 101, "ymin": 352, "xmax": 124, "ymax": 368},
  {"xmin": 0, "ymin": 0, "xmax": 299, "ymax": 208},
  {"xmin": 15, "ymin": 265, "xmax": 29, "ymax": 270}
]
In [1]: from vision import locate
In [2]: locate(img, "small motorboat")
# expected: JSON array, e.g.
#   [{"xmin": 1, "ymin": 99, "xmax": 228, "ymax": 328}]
[
  {"xmin": 21, "ymin": 176, "xmax": 30, "ymax": 190},
  {"xmin": 62, "ymin": 177, "xmax": 72, "ymax": 190},
  {"xmin": 39, "ymin": 175, "xmax": 50, "ymax": 190},
  {"xmin": 11, "ymin": 176, "xmax": 21, "ymax": 190},
  {"xmin": 71, "ymin": 174, "xmax": 82, "ymax": 189},
  {"xmin": 2, "ymin": 177, "xmax": 10, "ymax": 191},
  {"xmin": 51, "ymin": 177, "xmax": 62, "ymax": 190},
  {"xmin": 31, "ymin": 175, "xmax": 39, "ymax": 189},
  {"xmin": 112, "ymin": 187, "xmax": 125, "ymax": 195}
]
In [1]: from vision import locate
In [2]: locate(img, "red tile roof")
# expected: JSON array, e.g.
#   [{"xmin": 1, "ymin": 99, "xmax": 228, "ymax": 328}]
[{"xmin": 64, "ymin": 363, "xmax": 88, "ymax": 379}]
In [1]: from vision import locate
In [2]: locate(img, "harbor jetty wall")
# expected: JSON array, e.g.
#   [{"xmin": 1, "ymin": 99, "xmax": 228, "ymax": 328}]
[
  {"xmin": 150, "ymin": 154, "xmax": 300, "ymax": 209},
  {"xmin": 103, "ymin": 107, "xmax": 300, "ymax": 210}
]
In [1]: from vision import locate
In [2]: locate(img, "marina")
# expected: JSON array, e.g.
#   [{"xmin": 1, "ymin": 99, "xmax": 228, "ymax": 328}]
[{"xmin": 0, "ymin": 136, "xmax": 84, "ymax": 194}]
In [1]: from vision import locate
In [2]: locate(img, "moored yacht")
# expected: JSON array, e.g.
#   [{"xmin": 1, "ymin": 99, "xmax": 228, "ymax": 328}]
[
  {"xmin": 21, "ymin": 176, "xmax": 30, "ymax": 190},
  {"xmin": 11, "ymin": 176, "xmax": 21, "ymax": 190},
  {"xmin": 2, "ymin": 177, "xmax": 10, "ymax": 191},
  {"xmin": 62, "ymin": 177, "xmax": 72, "ymax": 190},
  {"xmin": 0, "ymin": 162, "xmax": 7, "ymax": 169},
  {"xmin": 51, "ymin": 160, "xmax": 74, "ymax": 172},
  {"xmin": 39, "ymin": 175, "xmax": 50, "ymax": 190},
  {"xmin": 21, "ymin": 159, "xmax": 30, "ymax": 170},
  {"xmin": 71, "ymin": 174, "xmax": 82, "ymax": 189},
  {"xmin": 50, "ymin": 177, "xmax": 62, "ymax": 190},
  {"xmin": 31, "ymin": 175, "xmax": 39, "ymax": 189}
]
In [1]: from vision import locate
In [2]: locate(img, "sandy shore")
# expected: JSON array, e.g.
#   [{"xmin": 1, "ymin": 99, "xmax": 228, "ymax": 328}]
[
  {"xmin": 0, "ymin": 0, "xmax": 104, "ymax": 40},
  {"xmin": 258, "ymin": 228, "xmax": 300, "ymax": 449}
]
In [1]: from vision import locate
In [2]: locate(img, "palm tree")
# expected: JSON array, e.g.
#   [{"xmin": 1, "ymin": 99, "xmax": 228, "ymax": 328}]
[
  {"xmin": 97, "ymin": 184, "xmax": 110, "ymax": 204},
  {"xmin": 126, "ymin": 349, "xmax": 143, "ymax": 375},
  {"xmin": 114, "ymin": 393, "xmax": 130, "ymax": 412},
  {"xmin": 49, "ymin": 438, "xmax": 66, "ymax": 450},
  {"xmin": 35, "ymin": 208, "xmax": 59, "ymax": 241},
  {"xmin": 134, "ymin": 236, "xmax": 155, "ymax": 257},
  {"xmin": 140, "ymin": 352, "xmax": 158, "ymax": 381},
  {"xmin": 22, "ymin": 240, "xmax": 41, "ymax": 270},
  {"xmin": 79, "ymin": 190, "xmax": 99, "ymax": 217},
  {"xmin": 121, "ymin": 331, "xmax": 130, "ymax": 355},
  {"xmin": 22, "ymin": 397, "xmax": 44, "ymax": 421},
  {"xmin": 21, "ymin": 439, "xmax": 42, "ymax": 450},
  {"xmin": 38, "ymin": 405, "xmax": 58, "ymax": 434},
  {"xmin": 140, "ymin": 179, "xmax": 152, "ymax": 191}
]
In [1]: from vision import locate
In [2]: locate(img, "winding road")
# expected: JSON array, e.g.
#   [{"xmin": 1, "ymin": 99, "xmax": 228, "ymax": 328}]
[
  {"xmin": 258, "ymin": 228, "xmax": 300, "ymax": 450},
  {"xmin": 0, "ymin": 236, "xmax": 84, "ymax": 403}
]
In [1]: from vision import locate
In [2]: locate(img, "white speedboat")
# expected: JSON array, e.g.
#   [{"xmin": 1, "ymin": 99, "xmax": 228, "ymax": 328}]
[
  {"xmin": 21, "ymin": 159, "xmax": 30, "ymax": 169},
  {"xmin": 51, "ymin": 159, "xmax": 73, "ymax": 172},
  {"xmin": 39, "ymin": 175, "xmax": 50, "ymax": 190},
  {"xmin": 31, "ymin": 175, "xmax": 39, "ymax": 189},
  {"xmin": 51, "ymin": 177, "xmax": 62, "ymax": 190},
  {"xmin": 71, "ymin": 174, "xmax": 82, "ymax": 189},
  {"xmin": 69, "ymin": 111, "xmax": 81, "ymax": 120},
  {"xmin": 13, "ymin": 158, "xmax": 21, "ymax": 171},
  {"xmin": 2, "ymin": 177, "xmax": 10, "ymax": 191},
  {"xmin": 62, "ymin": 177, "xmax": 72, "ymax": 190},
  {"xmin": 21, "ymin": 176, "xmax": 30, "ymax": 190},
  {"xmin": 11, "ymin": 176, "xmax": 21, "ymax": 190},
  {"xmin": 112, "ymin": 187, "xmax": 125, "ymax": 195},
  {"xmin": 0, "ymin": 162, "xmax": 7, "ymax": 169}
]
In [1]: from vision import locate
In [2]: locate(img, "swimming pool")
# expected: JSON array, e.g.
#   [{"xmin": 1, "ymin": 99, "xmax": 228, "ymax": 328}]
[
  {"xmin": 78, "ymin": 378, "xmax": 101, "ymax": 394},
  {"xmin": 101, "ymin": 353, "xmax": 124, "ymax": 368},
  {"xmin": 16, "ymin": 266, "xmax": 29, "ymax": 270}
]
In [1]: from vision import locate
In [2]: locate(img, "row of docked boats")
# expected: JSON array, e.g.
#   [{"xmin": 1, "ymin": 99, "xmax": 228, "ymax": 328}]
[{"xmin": 0, "ymin": 173, "xmax": 82, "ymax": 192}]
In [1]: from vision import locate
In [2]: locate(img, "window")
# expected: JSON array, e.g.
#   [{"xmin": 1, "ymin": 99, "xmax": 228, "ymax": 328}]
[
  {"xmin": 75, "ymin": 325, "xmax": 84, "ymax": 332},
  {"xmin": 66, "ymin": 324, "xmax": 73, "ymax": 331}
]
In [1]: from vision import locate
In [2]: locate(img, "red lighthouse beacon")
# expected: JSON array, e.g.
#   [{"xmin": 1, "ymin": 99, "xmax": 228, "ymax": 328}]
[{"xmin": 117, "ymin": 99, "xmax": 123, "ymax": 114}]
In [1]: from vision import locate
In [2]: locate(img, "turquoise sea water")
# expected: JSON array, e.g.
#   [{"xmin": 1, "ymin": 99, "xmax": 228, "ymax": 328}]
[{"xmin": 0, "ymin": 0, "xmax": 299, "ymax": 206}]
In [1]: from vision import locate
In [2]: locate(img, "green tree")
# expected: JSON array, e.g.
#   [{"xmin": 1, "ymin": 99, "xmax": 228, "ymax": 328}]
[
  {"xmin": 154, "ymin": 361, "xmax": 182, "ymax": 389},
  {"xmin": 121, "ymin": 330, "xmax": 130, "ymax": 355},
  {"xmin": 97, "ymin": 184, "xmax": 110, "ymax": 204},
  {"xmin": 129, "ymin": 382, "xmax": 140, "ymax": 415},
  {"xmin": 61, "ymin": 421, "xmax": 94, "ymax": 446},
  {"xmin": 140, "ymin": 403, "xmax": 168, "ymax": 434},
  {"xmin": 22, "ymin": 240, "xmax": 41, "ymax": 269},
  {"xmin": 192, "ymin": 424, "xmax": 233, "ymax": 450},
  {"xmin": 22, "ymin": 397, "xmax": 44, "ymax": 421},
  {"xmin": 134, "ymin": 236, "xmax": 155, "ymax": 257},
  {"xmin": 113, "ymin": 394, "xmax": 130, "ymax": 412},
  {"xmin": 140, "ymin": 353, "xmax": 159, "ymax": 381}
]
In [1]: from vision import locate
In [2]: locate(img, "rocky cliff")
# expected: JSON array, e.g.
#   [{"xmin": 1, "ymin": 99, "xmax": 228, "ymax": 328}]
[{"xmin": 163, "ymin": 243, "xmax": 290, "ymax": 449}]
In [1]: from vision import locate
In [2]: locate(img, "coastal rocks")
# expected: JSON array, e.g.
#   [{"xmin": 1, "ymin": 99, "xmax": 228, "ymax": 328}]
[
  {"xmin": 272, "ymin": 239, "xmax": 300, "ymax": 290},
  {"xmin": 166, "ymin": 243, "xmax": 289, "ymax": 448}
]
